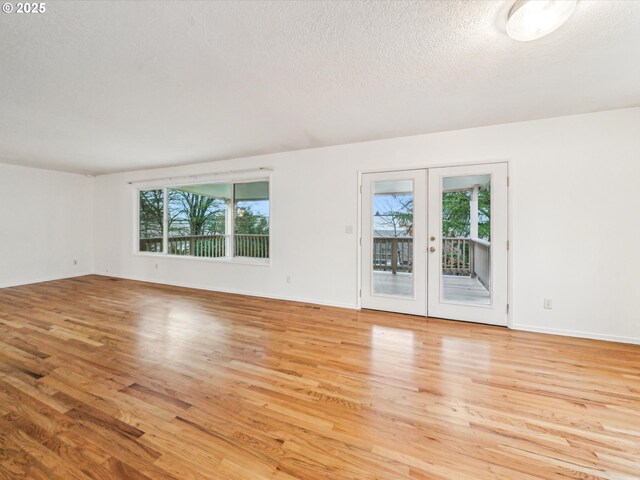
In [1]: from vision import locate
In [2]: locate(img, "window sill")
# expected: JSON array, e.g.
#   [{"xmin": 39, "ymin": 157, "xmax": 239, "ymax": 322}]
[{"xmin": 133, "ymin": 252, "xmax": 271, "ymax": 267}]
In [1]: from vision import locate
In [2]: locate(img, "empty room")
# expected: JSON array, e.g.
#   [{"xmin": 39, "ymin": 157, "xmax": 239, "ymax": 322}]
[{"xmin": 1, "ymin": 0, "xmax": 639, "ymax": 478}]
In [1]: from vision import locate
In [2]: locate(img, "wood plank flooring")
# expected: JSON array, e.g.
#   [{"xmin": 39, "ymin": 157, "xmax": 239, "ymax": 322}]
[{"xmin": 0, "ymin": 275, "xmax": 639, "ymax": 479}]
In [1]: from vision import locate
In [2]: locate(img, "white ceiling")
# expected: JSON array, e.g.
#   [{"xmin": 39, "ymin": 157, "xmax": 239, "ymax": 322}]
[{"xmin": 1, "ymin": 1, "xmax": 639, "ymax": 175}]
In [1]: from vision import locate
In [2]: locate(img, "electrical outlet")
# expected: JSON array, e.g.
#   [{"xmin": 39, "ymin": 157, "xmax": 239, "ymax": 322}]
[
  {"xmin": 345, "ymin": 225, "xmax": 354, "ymax": 234},
  {"xmin": 286, "ymin": 275, "xmax": 292, "ymax": 284},
  {"xmin": 544, "ymin": 298, "xmax": 553, "ymax": 309},
  {"xmin": 155, "ymin": 263, "xmax": 159, "ymax": 270}
]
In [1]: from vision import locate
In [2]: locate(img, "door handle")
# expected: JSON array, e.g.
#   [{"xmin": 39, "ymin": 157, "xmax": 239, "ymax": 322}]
[{"xmin": 429, "ymin": 246, "xmax": 436, "ymax": 253}]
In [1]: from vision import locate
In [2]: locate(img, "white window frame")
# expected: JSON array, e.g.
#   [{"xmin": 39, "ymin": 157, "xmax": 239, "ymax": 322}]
[{"xmin": 134, "ymin": 175, "xmax": 272, "ymax": 266}]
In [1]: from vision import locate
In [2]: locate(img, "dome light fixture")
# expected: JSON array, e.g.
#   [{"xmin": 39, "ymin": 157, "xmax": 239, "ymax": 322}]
[{"xmin": 506, "ymin": 0, "xmax": 577, "ymax": 42}]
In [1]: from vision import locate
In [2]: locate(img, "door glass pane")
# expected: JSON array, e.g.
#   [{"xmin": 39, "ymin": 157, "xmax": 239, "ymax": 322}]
[
  {"xmin": 441, "ymin": 175, "xmax": 491, "ymax": 305},
  {"xmin": 372, "ymin": 180, "xmax": 414, "ymax": 297}
]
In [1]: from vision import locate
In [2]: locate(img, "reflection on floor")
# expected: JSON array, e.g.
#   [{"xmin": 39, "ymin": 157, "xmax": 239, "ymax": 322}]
[
  {"xmin": 373, "ymin": 271, "xmax": 490, "ymax": 305},
  {"xmin": 0, "ymin": 276, "xmax": 638, "ymax": 478}
]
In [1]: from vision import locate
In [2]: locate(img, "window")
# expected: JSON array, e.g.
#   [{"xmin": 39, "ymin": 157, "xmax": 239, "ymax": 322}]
[
  {"xmin": 139, "ymin": 189, "xmax": 164, "ymax": 253},
  {"xmin": 234, "ymin": 181, "xmax": 269, "ymax": 258},
  {"xmin": 168, "ymin": 183, "xmax": 230, "ymax": 257},
  {"xmin": 137, "ymin": 180, "xmax": 270, "ymax": 260}
]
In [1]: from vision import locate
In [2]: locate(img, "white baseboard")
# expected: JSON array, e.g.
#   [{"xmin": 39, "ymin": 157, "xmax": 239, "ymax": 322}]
[
  {"xmin": 94, "ymin": 272, "xmax": 359, "ymax": 310},
  {"xmin": 512, "ymin": 323, "xmax": 640, "ymax": 346},
  {"xmin": 0, "ymin": 271, "xmax": 93, "ymax": 289}
]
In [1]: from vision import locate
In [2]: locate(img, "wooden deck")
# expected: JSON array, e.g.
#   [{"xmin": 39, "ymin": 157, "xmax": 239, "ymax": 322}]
[
  {"xmin": 441, "ymin": 274, "xmax": 491, "ymax": 305},
  {"xmin": 0, "ymin": 276, "xmax": 639, "ymax": 479},
  {"xmin": 374, "ymin": 271, "xmax": 490, "ymax": 304}
]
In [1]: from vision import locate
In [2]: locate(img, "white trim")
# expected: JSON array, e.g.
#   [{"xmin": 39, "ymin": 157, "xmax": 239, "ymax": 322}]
[
  {"xmin": 506, "ymin": 161, "xmax": 513, "ymax": 328},
  {"xmin": 356, "ymin": 171, "xmax": 363, "ymax": 309},
  {"xmin": 162, "ymin": 187, "xmax": 169, "ymax": 254},
  {"xmin": 127, "ymin": 167, "xmax": 273, "ymax": 187},
  {"xmin": 94, "ymin": 273, "xmax": 358, "ymax": 310},
  {"xmin": 512, "ymin": 323, "xmax": 640, "ymax": 346},
  {"xmin": 0, "ymin": 271, "xmax": 93, "ymax": 289},
  {"xmin": 358, "ymin": 158, "xmax": 510, "ymax": 176},
  {"xmin": 225, "ymin": 204, "xmax": 233, "ymax": 260},
  {"xmin": 130, "ymin": 171, "xmax": 272, "ymax": 191},
  {"xmin": 132, "ymin": 252, "xmax": 271, "ymax": 267}
]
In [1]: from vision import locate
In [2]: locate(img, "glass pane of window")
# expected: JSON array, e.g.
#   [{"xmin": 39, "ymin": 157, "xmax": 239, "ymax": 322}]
[
  {"xmin": 167, "ymin": 183, "xmax": 231, "ymax": 257},
  {"xmin": 234, "ymin": 181, "xmax": 269, "ymax": 258},
  {"xmin": 441, "ymin": 174, "xmax": 491, "ymax": 305},
  {"xmin": 372, "ymin": 180, "xmax": 414, "ymax": 297},
  {"xmin": 139, "ymin": 189, "xmax": 164, "ymax": 253}
]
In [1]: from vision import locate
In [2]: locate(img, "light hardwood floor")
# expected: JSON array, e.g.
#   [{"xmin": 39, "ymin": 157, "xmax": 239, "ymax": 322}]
[{"xmin": 0, "ymin": 275, "xmax": 638, "ymax": 479}]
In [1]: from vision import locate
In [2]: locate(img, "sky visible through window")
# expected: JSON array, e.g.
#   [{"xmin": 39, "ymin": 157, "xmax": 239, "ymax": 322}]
[
  {"xmin": 239, "ymin": 200, "xmax": 269, "ymax": 217},
  {"xmin": 373, "ymin": 193, "xmax": 413, "ymax": 237},
  {"xmin": 235, "ymin": 199, "xmax": 270, "ymax": 235}
]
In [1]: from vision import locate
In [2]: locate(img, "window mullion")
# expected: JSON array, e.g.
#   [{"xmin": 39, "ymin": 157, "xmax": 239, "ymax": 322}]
[
  {"xmin": 228, "ymin": 183, "xmax": 235, "ymax": 258},
  {"xmin": 163, "ymin": 187, "xmax": 169, "ymax": 255}
]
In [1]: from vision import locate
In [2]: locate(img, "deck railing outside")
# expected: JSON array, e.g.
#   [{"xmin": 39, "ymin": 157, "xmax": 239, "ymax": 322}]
[
  {"xmin": 234, "ymin": 234, "xmax": 270, "ymax": 258},
  {"xmin": 140, "ymin": 234, "xmax": 485, "ymax": 282},
  {"xmin": 164, "ymin": 234, "xmax": 227, "ymax": 257},
  {"xmin": 372, "ymin": 237, "xmax": 413, "ymax": 274},
  {"xmin": 139, "ymin": 234, "xmax": 269, "ymax": 258},
  {"xmin": 442, "ymin": 238, "xmax": 490, "ymax": 289},
  {"xmin": 139, "ymin": 237, "xmax": 163, "ymax": 253},
  {"xmin": 372, "ymin": 237, "xmax": 490, "ymax": 287},
  {"xmin": 442, "ymin": 237, "xmax": 471, "ymax": 275}
]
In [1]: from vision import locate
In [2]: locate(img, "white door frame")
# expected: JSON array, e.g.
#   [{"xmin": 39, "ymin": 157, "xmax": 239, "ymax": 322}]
[{"xmin": 357, "ymin": 160, "xmax": 512, "ymax": 328}]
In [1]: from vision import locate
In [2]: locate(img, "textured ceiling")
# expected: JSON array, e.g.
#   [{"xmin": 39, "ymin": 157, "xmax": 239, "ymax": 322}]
[{"xmin": 1, "ymin": 0, "xmax": 639, "ymax": 175}]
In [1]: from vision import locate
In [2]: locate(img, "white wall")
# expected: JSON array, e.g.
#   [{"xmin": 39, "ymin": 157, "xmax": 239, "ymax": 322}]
[
  {"xmin": 92, "ymin": 107, "xmax": 640, "ymax": 344},
  {"xmin": 0, "ymin": 163, "xmax": 94, "ymax": 287}
]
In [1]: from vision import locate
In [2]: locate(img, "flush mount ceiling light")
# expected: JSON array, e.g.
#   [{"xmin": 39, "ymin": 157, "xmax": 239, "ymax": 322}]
[{"xmin": 506, "ymin": 0, "xmax": 577, "ymax": 41}]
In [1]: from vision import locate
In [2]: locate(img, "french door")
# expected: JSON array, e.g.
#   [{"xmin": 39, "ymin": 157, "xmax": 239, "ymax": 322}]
[
  {"xmin": 361, "ymin": 163, "xmax": 508, "ymax": 326},
  {"xmin": 361, "ymin": 170, "xmax": 427, "ymax": 315}
]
